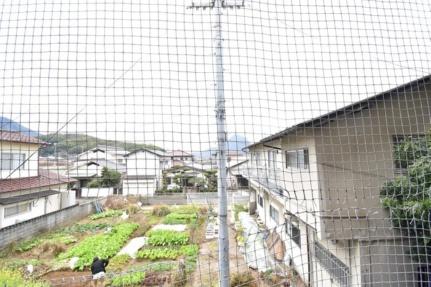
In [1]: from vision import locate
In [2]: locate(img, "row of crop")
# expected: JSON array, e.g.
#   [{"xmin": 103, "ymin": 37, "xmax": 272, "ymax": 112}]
[
  {"xmin": 136, "ymin": 244, "xmax": 198, "ymax": 261},
  {"xmin": 58, "ymin": 222, "xmax": 139, "ymax": 270},
  {"xmin": 146, "ymin": 230, "xmax": 189, "ymax": 246}
]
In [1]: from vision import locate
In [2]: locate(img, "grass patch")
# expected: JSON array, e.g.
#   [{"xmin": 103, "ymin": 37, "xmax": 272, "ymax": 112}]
[
  {"xmin": 89, "ymin": 209, "xmax": 123, "ymax": 220},
  {"xmin": 163, "ymin": 213, "xmax": 197, "ymax": 224},
  {"xmin": 0, "ymin": 269, "xmax": 49, "ymax": 287},
  {"xmin": 108, "ymin": 254, "xmax": 132, "ymax": 271}
]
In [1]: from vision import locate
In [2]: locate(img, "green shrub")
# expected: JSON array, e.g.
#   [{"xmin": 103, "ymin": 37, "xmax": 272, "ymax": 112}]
[
  {"xmin": 152, "ymin": 205, "xmax": 171, "ymax": 217},
  {"xmin": 89, "ymin": 209, "xmax": 123, "ymax": 220},
  {"xmin": 0, "ymin": 269, "xmax": 49, "ymax": 287},
  {"xmin": 58, "ymin": 223, "xmax": 138, "ymax": 270},
  {"xmin": 163, "ymin": 213, "xmax": 197, "ymax": 224},
  {"xmin": 233, "ymin": 204, "xmax": 248, "ymax": 221},
  {"xmin": 179, "ymin": 244, "xmax": 199, "ymax": 257},
  {"xmin": 146, "ymin": 230, "xmax": 189, "ymax": 246},
  {"xmin": 111, "ymin": 271, "xmax": 146, "ymax": 287}
]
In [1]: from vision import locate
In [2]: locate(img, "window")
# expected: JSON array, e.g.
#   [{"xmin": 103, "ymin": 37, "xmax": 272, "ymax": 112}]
[
  {"xmin": 4, "ymin": 202, "xmax": 31, "ymax": 218},
  {"xmin": 285, "ymin": 149, "xmax": 309, "ymax": 169},
  {"xmin": 255, "ymin": 152, "xmax": 261, "ymax": 166},
  {"xmin": 0, "ymin": 153, "xmax": 26, "ymax": 170},
  {"xmin": 267, "ymin": 150, "xmax": 277, "ymax": 169},
  {"xmin": 286, "ymin": 220, "xmax": 301, "ymax": 247},
  {"xmin": 269, "ymin": 204, "xmax": 279, "ymax": 224},
  {"xmin": 258, "ymin": 194, "xmax": 263, "ymax": 207}
]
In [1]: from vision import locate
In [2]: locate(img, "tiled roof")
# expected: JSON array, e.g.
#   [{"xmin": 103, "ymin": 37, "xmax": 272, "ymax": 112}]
[
  {"xmin": 0, "ymin": 170, "xmax": 76, "ymax": 194},
  {"xmin": 0, "ymin": 130, "xmax": 45, "ymax": 145},
  {"xmin": 166, "ymin": 150, "xmax": 193, "ymax": 157}
]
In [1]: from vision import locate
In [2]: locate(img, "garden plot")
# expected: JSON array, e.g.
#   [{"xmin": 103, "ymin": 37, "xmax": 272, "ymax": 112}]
[{"xmin": 0, "ymin": 198, "xmax": 208, "ymax": 287}]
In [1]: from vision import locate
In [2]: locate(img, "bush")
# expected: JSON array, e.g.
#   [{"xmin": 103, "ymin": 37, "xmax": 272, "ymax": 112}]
[
  {"xmin": 127, "ymin": 204, "xmax": 140, "ymax": 215},
  {"xmin": 230, "ymin": 272, "xmax": 256, "ymax": 287},
  {"xmin": 152, "ymin": 205, "xmax": 171, "ymax": 217},
  {"xmin": 233, "ymin": 204, "xmax": 248, "ymax": 221},
  {"xmin": 146, "ymin": 230, "xmax": 189, "ymax": 246},
  {"xmin": 110, "ymin": 271, "xmax": 146, "ymax": 287}
]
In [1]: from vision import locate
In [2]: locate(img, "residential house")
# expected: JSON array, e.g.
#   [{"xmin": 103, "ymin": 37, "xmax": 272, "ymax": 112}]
[
  {"xmin": 0, "ymin": 131, "xmax": 76, "ymax": 228},
  {"xmin": 165, "ymin": 150, "xmax": 194, "ymax": 167},
  {"xmin": 67, "ymin": 159, "xmax": 126, "ymax": 197},
  {"xmin": 75, "ymin": 145, "xmax": 129, "ymax": 165},
  {"xmin": 241, "ymin": 75, "xmax": 431, "ymax": 286},
  {"xmin": 122, "ymin": 149, "xmax": 168, "ymax": 196}
]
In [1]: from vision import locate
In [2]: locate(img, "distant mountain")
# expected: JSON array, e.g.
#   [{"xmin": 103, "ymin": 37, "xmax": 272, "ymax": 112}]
[
  {"xmin": 0, "ymin": 116, "xmax": 40, "ymax": 137},
  {"xmin": 195, "ymin": 134, "xmax": 250, "ymax": 160},
  {"xmin": 38, "ymin": 133, "xmax": 164, "ymax": 158}
]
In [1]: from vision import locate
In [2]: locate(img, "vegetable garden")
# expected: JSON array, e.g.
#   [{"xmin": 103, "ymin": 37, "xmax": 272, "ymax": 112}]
[{"xmin": 0, "ymin": 198, "xmax": 208, "ymax": 287}]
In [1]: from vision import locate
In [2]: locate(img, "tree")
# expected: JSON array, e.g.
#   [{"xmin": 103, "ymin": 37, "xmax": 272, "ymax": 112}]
[
  {"xmin": 203, "ymin": 169, "xmax": 217, "ymax": 192},
  {"xmin": 380, "ymin": 131, "xmax": 431, "ymax": 263},
  {"xmin": 100, "ymin": 167, "xmax": 122, "ymax": 187}
]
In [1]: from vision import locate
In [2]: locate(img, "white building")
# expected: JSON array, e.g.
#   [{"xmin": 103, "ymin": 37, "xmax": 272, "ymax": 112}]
[
  {"xmin": 122, "ymin": 148, "xmax": 168, "ymax": 196},
  {"xmin": 0, "ymin": 131, "xmax": 76, "ymax": 228},
  {"xmin": 241, "ymin": 75, "xmax": 431, "ymax": 286},
  {"xmin": 75, "ymin": 145, "xmax": 129, "ymax": 165}
]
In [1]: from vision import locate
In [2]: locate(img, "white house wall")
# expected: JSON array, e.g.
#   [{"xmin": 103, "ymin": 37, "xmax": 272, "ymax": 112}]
[
  {"xmin": 126, "ymin": 151, "xmax": 161, "ymax": 177},
  {"xmin": 0, "ymin": 142, "xmax": 39, "ymax": 179},
  {"xmin": 122, "ymin": 179, "xmax": 156, "ymax": 197}
]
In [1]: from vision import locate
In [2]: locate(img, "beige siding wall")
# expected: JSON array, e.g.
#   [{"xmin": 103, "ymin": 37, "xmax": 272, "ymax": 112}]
[{"xmin": 314, "ymin": 85, "xmax": 431, "ymax": 240}]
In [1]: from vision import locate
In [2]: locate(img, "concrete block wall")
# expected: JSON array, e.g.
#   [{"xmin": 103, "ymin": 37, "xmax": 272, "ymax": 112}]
[{"xmin": 0, "ymin": 201, "xmax": 96, "ymax": 249}]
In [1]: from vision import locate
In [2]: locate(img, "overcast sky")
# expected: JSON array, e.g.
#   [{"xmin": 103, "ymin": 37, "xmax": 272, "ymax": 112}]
[{"xmin": 1, "ymin": 0, "xmax": 430, "ymax": 151}]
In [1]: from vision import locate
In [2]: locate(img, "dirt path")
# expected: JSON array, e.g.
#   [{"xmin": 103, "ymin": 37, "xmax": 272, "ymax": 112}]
[
  {"xmin": 43, "ymin": 270, "xmax": 92, "ymax": 287},
  {"xmin": 190, "ymin": 224, "xmax": 262, "ymax": 287}
]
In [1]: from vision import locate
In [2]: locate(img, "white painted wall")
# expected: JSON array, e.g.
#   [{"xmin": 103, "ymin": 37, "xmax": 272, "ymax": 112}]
[
  {"xmin": 126, "ymin": 150, "xmax": 161, "ymax": 177},
  {"xmin": 81, "ymin": 187, "xmax": 114, "ymax": 197},
  {"xmin": 122, "ymin": 179, "xmax": 156, "ymax": 196},
  {"xmin": 0, "ymin": 142, "xmax": 39, "ymax": 179}
]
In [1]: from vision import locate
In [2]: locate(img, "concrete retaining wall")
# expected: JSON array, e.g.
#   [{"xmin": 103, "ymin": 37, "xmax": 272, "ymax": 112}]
[{"xmin": 0, "ymin": 201, "xmax": 96, "ymax": 249}]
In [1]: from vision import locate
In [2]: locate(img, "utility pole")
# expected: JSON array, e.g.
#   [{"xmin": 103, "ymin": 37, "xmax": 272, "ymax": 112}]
[{"xmin": 188, "ymin": 1, "xmax": 245, "ymax": 286}]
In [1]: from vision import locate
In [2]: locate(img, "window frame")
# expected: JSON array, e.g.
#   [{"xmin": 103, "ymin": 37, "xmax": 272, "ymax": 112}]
[
  {"xmin": 269, "ymin": 204, "xmax": 279, "ymax": 224},
  {"xmin": 4, "ymin": 202, "xmax": 32, "ymax": 218},
  {"xmin": 285, "ymin": 148, "xmax": 309, "ymax": 170},
  {"xmin": 0, "ymin": 153, "xmax": 26, "ymax": 171},
  {"xmin": 257, "ymin": 194, "xmax": 263, "ymax": 207}
]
